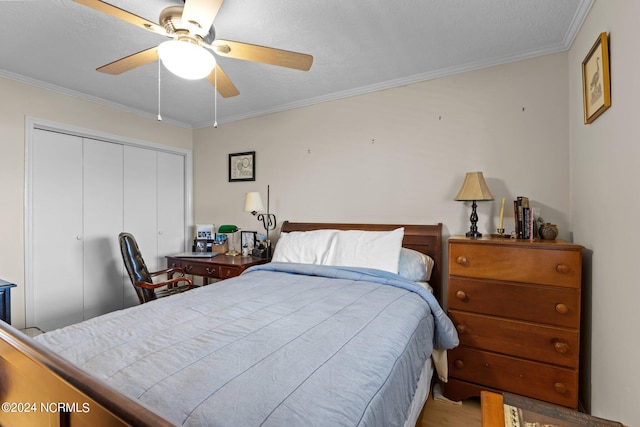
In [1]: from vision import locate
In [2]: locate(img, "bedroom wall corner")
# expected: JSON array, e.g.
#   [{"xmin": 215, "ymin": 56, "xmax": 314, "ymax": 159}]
[{"xmin": 568, "ymin": 1, "xmax": 640, "ymax": 425}]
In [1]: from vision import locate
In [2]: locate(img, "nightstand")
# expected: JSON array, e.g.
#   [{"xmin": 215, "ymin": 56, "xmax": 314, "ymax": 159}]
[
  {"xmin": 445, "ymin": 236, "xmax": 583, "ymax": 408},
  {"xmin": 0, "ymin": 279, "xmax": 17, "ymax": 325},
  {"xmin": 166, "ymin": 255, "xmax": 270, "ymax": 285}
]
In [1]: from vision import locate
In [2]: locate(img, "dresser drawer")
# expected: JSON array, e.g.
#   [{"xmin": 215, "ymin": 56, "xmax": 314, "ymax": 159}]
[
  {"xmin": 449, "ymin": 243, "xmax": 581, "ymax": 288},
  {"xmin": 448, "ymin": 277, "xmax": 580, "ymax": 328},
  {"xmin": 449, "ymin": 310, "xmax": 579, "ymax": 368},
  {"xmin": 448, "ymin": 347, "xmax": 578, "ymax": 408}
]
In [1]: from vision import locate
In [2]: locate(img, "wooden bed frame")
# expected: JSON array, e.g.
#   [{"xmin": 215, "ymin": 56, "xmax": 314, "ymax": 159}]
[{"xmin": 0, "ymin": 222, "xmax": 443, "ymax": 426}]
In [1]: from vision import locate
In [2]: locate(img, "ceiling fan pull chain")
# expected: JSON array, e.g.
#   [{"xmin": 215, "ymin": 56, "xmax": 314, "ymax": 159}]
[
  {"xmin": 157, "ymin": 60, "xmax": 163, "ymax": 121},
  {"xmin": 213, "ymin": 66, "xmax": 218, "ymax": 128}
]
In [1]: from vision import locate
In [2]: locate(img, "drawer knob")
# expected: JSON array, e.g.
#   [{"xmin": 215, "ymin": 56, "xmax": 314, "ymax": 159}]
[
  {"xmin": 553, "ymin": 341, "xmax": 570, "ymax": 354},
  {"xmin": 555, "ymin": 303, "xmax": 568, "ymax": 314},
  {"xmin": 553, "ymin": 382, "xmax": 568, "ymax": 394},
  {"xmin": 455, "ymin": 290, "xmax": 467, "ymax": 301},
  {"xmin": 455, "ymin": 324, "xmax": 467, "ymax": 335},
  {"xmin": 456, "ymin": 256, "xmax": 468, "ymax": 266},
  {"xmin": 206, "ymin": 268, "xmax": 215, "ymax": 274},
  {"xmin": 556, "ymin": 264, "xmax": 569, "ymax": 274},
  {"xmin": 185, "ymin": 266, "xmax": 193, "ymax": 272},
  {"xmin": 454, "ymin": 359, "xmax": 465, "ymax": 369}
]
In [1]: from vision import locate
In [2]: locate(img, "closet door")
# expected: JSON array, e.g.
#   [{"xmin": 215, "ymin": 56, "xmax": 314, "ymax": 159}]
[
  {"xmin": 29, "ymin": 126, "xmax": 191, "ymax": 327},
  {"xmin": 157, "ymin": 151, "xmax": 186, "ymax": 263},
  {"xmin": 83, "ymin": 138, "xmax": 124, "ymax": 320},
  {"xmin": 123, "ymin": 146, "xmax": 158, "ymax": 307},
  {"xmin": 31, "ymin": 130, "xmax": 84, "ymax": 331}
]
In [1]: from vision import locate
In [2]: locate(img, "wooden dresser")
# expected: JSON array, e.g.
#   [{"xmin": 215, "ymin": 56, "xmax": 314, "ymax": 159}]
[{"xmin": 445, "ymin": 236, "xmax": 583, "ymax": 408}]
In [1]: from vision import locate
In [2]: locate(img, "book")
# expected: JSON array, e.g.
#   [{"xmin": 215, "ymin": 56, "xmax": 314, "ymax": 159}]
[
  {"xmin": 503, "ymin": 393, "xmax": 624, "ymax": 427},
  {"xmin": 514, "ymin": 196, "xmax": 529, "ymax": 239}
]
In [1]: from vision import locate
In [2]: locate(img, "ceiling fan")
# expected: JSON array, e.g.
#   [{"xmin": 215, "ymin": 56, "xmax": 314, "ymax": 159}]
[{"xmin": 73, "ymin": 0, "xmax": 313, "ymax": 98}]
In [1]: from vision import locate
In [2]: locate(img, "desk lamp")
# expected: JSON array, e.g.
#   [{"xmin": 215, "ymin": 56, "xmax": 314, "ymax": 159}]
[{"xmin": 454, "ymin": 172, "xmax": 494, "ymax": 238}]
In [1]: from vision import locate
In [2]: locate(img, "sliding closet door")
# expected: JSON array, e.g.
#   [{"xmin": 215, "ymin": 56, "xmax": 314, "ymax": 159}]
[
  {"xmin": 157, "ymin": 151, "xmax": 186, "ymax": 263},
  {"xmin": 123, "ymin": 146, "xmax": 158, "ymax": 307},
  {"xmin": 83, "ymin": 138, "xmax": 124, "ymax": 319},
  {"xmin": 31, "ymin": 130, "xmax": 84, "ymax": 331},
  {"xmin": 28, "ymin": 124, "xmax": 191, "ymax": 327}
]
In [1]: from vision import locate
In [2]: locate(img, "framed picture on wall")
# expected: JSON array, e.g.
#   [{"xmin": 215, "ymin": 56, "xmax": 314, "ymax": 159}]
[
  {"xmin": 229, "ymin": 151, "xmax": 256, "ymax": 182},
  {"xmin": 582, "ymin": 32, "xmax": 611, "ymax": 124}
]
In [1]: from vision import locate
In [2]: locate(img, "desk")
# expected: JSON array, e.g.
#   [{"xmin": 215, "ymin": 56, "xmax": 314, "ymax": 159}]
[
  {"xmin": 166, "ymin": 255, "xmax": 270, "ymax": 285},
  {"xmin": 0, "ymin": 279, "xmax": 17, "ymax": 325}
]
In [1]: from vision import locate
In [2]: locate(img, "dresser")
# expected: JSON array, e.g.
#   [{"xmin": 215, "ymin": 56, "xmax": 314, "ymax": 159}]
[{"xmin": 445, "ymin": 236, "xmax": 583, "ymax": 408}]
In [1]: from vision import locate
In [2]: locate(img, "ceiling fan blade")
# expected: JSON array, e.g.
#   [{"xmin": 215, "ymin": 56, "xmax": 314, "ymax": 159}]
[
  {"xmin": 73, "ymin": 0, "xmax": 166, "ymax": 35},
  {"xmin": 97, "ymin": 47, "xmax": 159, "ymax": 75},
  {"xmin": 206, "ymin": 64, "xmax": 240, "ymax": 98},
  {"xmin": 182, "ymin": 0, "xmax": 224, "ymax": 37},
  {"xmin": 213, "ymin": 40, "xmax": 313, "ymax": 71}
]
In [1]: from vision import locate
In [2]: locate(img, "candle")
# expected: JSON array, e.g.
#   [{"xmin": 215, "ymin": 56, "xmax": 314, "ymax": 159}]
[
  {"xmin": 498, "ymin": 197, "xmax": 505, "ymax": 230},
  {"xmin": 529, "ymin": 207, "xmax": 535, "ymax": 242}
]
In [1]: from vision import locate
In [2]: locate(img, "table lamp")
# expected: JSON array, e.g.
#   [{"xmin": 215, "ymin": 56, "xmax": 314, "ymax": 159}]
[{"xmin": 454, "ymin": 172, "xmax": 494, "ymax": 238}]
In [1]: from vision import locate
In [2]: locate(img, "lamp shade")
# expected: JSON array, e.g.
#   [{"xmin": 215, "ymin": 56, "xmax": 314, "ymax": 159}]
[
  {"xmin": 454, "ymin": 172, "xmax": 494, "ymax": 201},
  {"xmin": 157, "ymin": 39, "xmax": 216, "ymax": 80},
  {"xmin": 244, "ymin": 192, "xmax": 265, "ymax": 213}
]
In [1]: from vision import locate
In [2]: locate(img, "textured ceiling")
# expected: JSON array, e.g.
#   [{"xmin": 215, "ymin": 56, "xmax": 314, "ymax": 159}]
[{"xmin": 0, "ymin": 0, "xmax": 593, "ymax": 128}]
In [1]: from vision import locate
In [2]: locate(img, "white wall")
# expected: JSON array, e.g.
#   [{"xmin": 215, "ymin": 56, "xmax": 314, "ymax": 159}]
[
  {"xmin": 0, "ymin": 76, "xmax": 192, "ymax": 329},
  {"xmin": 569, "ymin": 1, "xmax": 640, "ymax": 425},
  {"xmin": 193, "ymin": 52, "xmax": 570, "ymax": 256}
]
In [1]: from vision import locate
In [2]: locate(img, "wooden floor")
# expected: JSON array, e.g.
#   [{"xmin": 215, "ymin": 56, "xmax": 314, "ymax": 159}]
[{"xmin": 419, "ymin": 395, "xmax": 482, "ymax": 427}]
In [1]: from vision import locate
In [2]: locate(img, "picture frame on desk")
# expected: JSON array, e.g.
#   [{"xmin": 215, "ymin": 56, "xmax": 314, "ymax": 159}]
[
  {"xmin": 194, "ymin": 239, "xmax": 207, "ymax": 252},
  {"xmin": 241, "ymin": 231, "xmax": 257, "ymax": 251}
]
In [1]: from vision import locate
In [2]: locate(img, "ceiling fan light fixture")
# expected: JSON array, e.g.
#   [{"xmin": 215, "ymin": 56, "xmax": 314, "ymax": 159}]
[{"xmin": 157, "ymin": 39, "xmax": 216, "ymax": 80}]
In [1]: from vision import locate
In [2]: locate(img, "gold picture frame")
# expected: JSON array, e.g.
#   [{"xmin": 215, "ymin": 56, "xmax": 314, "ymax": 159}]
[{"xmin": 582, "ymin": 32, "xmax": 611, "ymax": 124}]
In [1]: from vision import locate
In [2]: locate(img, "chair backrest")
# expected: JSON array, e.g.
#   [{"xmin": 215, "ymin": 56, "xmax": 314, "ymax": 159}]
[{"xmin": 118, "ymin": 232, "xmax": 155, "ymax": 304}]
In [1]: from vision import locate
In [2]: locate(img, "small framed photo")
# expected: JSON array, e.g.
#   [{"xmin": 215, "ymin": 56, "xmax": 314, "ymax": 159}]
[
  {"xmin": 196, "ymin": 224, "xmax": 214, "ymax": 240},
  {"xmin": 241, "ymin": 231, "xmax": 257, "ymax": 250},
  {"xmin": 194, "ymin": 239, "xmax": 208, "ymax": 252},
  {"xmin": 229, "ymin": 151, "xmax": 255, "ymax": 182},
  {"xmin": 582, "ymin": 32, "xmax": 611, "ymax": 124}
]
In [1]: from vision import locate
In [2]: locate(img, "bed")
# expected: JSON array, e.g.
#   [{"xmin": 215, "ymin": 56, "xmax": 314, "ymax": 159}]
[{"xmin": 0, "ymin": 222, "xmax": 458, "ymax": 426}]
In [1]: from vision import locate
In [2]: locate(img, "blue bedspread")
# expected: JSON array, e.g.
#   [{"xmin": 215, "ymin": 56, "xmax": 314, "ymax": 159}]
[
  {"xmin": 249, "ymin": 262, "xmax": 459, "ymax": 350},
  {"xmin": 36, "ymin": 263, "xmax": 458, "ymax": 426}
]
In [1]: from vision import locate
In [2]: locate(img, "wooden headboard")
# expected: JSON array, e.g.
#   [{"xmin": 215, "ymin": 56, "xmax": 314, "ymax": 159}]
[{"xmin": 280, "ymin": 221, "xmax": 443, "ymax": 300}]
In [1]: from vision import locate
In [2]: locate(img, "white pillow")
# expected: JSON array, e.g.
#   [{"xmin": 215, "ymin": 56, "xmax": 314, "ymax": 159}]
[
  {"xmin": 398, "ymin": 247, "xmax": 435, "ymax": 282},
  {"xmin": 272, "ymin": 228, "xmax": 405, "ymax": 274},
  {"xmin": 271, "ymin": 229, "xmax": 337, "ymax": 264},
  {"xmin": 331, "ymin": 228, "xmax": 404, "ymax": 273}
]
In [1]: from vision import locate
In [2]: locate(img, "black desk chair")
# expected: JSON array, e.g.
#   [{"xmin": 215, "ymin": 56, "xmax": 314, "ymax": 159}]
[{"xmin": 119, "ymin": 232, "xmax": 193, "ymax": 304}]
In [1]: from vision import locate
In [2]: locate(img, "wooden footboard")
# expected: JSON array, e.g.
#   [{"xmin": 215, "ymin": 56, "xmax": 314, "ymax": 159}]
[{"xmin": 0, "ymin": 321, "xmax": 173, "ymax": 426}]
